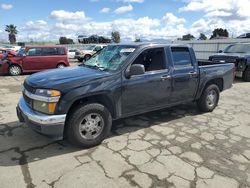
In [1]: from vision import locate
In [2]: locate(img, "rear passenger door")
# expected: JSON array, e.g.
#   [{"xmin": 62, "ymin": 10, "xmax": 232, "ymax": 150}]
[
  {"xmin": 42, "ymin": 47, "xmax": 61, "ymax": 69},
  {"xmin": 170, "ymin": 47, "xmax": 199, "ymax": 103}
]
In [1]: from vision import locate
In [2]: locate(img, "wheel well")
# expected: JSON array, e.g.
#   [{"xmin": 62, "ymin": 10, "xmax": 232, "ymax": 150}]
[
  {"xmin": 9, "ymin": 64, "xmax": 22, "ymax": 71},
  {"xmin": 205, "ymin": 78, "xmax": 224, "ymax": 91},
  {"xmin": 63, "ymin": 95, "xmax": 115, "ymax": 139},
  {"xmin": 57, "ymin": 63, "xmax": 66, "ymax": 67},
  {"xmin": 84, "ymin": 54, "xmax": 91, "ymax": 57},
  {"xmin": 67, "ymin": 95, "xmax": 115, "ymax": 118}
]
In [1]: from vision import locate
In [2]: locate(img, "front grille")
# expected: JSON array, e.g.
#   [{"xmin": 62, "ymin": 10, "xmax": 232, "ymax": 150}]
[
  {"xmin": 23, "ymin": 92, "xmax": 33, "ymax": 108},
  {"xmin": 212, "ymin": 57, "xmax": 237, "ymax": 64},
  {"xmin": 23, "ymin": 82, "xmax": 35, "ymax": 108}
]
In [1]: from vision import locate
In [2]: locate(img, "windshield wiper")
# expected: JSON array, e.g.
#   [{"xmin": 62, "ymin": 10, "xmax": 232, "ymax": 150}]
[{"xmin": 82, "ymin": 64, "xmax": 108, "ymax": 71}]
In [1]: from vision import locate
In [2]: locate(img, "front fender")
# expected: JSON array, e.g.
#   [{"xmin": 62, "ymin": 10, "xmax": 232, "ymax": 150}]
[{"xmin": 57, "ymin": 90, "xmax": 117, "ymax": 117}]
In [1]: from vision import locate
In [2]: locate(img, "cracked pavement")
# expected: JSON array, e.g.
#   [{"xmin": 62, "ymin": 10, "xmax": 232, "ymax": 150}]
[{"xmin": 0, "ymin": 75, "xmax": 250, "ymax": 188}]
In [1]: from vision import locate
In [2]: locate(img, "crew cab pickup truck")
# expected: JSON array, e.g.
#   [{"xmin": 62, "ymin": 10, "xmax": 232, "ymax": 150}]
[
  {"xmin": 16, "ymin": 43, "xmax": 234, "ymax": 147},
  {"xmin": 209, "ymin": 43, "xmax": 250, "ymax": 81}
]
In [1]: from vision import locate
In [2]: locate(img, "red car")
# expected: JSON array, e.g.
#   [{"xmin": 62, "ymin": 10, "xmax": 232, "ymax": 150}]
[
  {"xmin": 0, "ymin": 49, "xmax": 17, "ymax": 60},
  {"xmin": 0, "ymin": 46, "xmax": 69, "ymax": 76}
]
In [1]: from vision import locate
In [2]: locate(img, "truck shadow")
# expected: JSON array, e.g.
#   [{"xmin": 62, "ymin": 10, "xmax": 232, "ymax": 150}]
[{"xmin": 0, "ymin": 102, "xmax": 200, "ymax": 167}]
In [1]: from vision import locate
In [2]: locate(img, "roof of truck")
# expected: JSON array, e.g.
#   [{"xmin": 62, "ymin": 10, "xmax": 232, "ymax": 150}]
[
  {"xmin": 108, "ymin": 42, "xmax": 190, "ymax": 48},
  {"xmin": 24, "ymin": 45, "xmax": 66, "ymax": 48}
]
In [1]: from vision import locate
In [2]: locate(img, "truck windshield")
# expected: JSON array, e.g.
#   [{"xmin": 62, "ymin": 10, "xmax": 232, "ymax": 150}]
[
  {"xmin": 224, "ymin": 44, "xmax": 250, "ymax": 53},
  {"xmin": 84, "ymin": 45, "xmax": 136, "ymax": 71}
]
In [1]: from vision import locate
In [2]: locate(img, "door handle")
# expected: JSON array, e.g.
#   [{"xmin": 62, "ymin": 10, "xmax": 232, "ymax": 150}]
[
  {"xmin": 161, "ymin": 75, "xmax": 171, "ymax": 81},
  {"xmin": 188, "ymin": 71, "xmax": 197, "ymax": 77}
]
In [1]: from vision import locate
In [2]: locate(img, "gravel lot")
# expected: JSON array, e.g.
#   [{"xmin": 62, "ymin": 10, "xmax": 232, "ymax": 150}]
[{"xmin": 0, "ymin": 65, "xmax": 250, "ymax": 188}]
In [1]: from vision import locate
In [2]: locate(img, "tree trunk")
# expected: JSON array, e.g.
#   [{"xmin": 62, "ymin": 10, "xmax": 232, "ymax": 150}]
[{"xmin": 9, "ymin": 34, "xmax": 16, "ymax": 44}]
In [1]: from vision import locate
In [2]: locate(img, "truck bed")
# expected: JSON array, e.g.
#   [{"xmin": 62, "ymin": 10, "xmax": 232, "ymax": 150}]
[
  {"xmin": 197, "ymin": 62, "xmax": 235, "ymax": 96},
  {"xmin": 197, "ymin": 60, "xmax": 228, "ymax": 66}
]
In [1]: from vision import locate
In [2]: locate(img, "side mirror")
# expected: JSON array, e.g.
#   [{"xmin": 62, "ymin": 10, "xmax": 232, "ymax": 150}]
[
  {"xmin": 218, "ymin": 50, "xmax": 223, "ymax": 53},
  {"xmin": 126, "ymin": 64, "xmax": 145, "ymax": 78}
]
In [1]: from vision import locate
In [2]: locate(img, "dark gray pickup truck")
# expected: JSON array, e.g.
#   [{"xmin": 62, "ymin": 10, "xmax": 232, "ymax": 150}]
[
  {"xmin": 209, "ymin": 43, "xmax": 250, "ymax": 81},
  {"xmin": 17, "ymin": 43, "xmax": 234, "ymax": 147}
]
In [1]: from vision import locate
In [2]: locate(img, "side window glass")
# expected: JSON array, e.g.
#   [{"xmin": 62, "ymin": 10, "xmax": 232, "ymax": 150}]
[
  {"xmin": 132, "ymin": 48, "xmax": 166, "ymax": 72},
  {"xmin": 27, "ymin": 48, "xmax": 42, "ymax": 56},
  {"xmin": 43, "ymin": 48, "xmax": 57, "ymax": 56},
  {"xmin": 171, "ymin": 47, "xmax": 193, "ymax": 69},
  {"xmin": 57, "ymin": 48, "xmax": 65, "ymax": 55}
]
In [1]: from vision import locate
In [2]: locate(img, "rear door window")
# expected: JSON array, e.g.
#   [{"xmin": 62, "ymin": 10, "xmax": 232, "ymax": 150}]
[
  {"xmin": 171, "ymin": 47, "xmax": 193, "ymax": 69},
  {"xmin": 42, "ymin": 47, "xmax": 65, "ymax": 56}
]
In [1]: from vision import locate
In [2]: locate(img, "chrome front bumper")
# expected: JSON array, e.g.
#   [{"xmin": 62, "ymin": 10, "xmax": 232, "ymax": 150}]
[{"xmin": 17, "ymin": 97, "xmax": 66, "ymax": 138}]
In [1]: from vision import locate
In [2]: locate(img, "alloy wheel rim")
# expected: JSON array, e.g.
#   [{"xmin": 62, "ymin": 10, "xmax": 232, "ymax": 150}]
[
  {"xmin": 206, "ymin": 90, "xmax": 217, "ymax": 107},
  {"xmin": 79, "ymin": 113, "xmax": 104, "ymax": 140},
  {"xmin": 10, "ymin": 66, "xmax": 20, "ymax": 75}
]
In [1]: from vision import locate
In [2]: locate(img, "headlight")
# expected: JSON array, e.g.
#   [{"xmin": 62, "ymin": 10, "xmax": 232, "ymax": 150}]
[
  {"xmin": 29, "ymin": 89, "xmax": 61, "ymax": 114},
  {"xmin": 35, "ymin": 89, "xmax": 61, "ymax": 98}
]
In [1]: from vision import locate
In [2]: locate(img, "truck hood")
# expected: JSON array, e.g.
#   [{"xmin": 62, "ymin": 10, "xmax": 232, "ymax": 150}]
[
  {"xmin": 25, "ymin": 66, "xmax": 110, "ymax": 91},
  {"xmin": 210, "ymin": 53, "xmax": 250, "ymax": 59},
  {"xmin": 209, "ymin": 53, "xmax": 250, "ymax": 63}
]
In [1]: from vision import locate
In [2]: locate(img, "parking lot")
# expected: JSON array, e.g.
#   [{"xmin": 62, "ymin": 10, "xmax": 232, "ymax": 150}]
[{"xmin": 0, "ymin": 69, "xmax": 250, "ymax": 187}]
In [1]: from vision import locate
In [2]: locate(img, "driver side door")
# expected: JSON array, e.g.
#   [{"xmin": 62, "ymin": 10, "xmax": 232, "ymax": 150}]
[
  {"xmin": 121, "ymin": 47, "xmax": 172, "ymax": 116},
  {"xmin": 22, "ymin": 47, "xmax": 43, "ymax": 71}
]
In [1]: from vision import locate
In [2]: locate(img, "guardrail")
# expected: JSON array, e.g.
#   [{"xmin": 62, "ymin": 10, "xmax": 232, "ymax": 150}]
[{"xmin": 174, "ymin": 38, "xmax": 250, "ymax": 60}]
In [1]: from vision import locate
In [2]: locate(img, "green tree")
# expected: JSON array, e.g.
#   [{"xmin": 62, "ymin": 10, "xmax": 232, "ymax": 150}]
[
  {"xmin": 59, "ymin": 37, "xmax": 74, "ymax": 44},
  {"xmin": 182, "ymin": 34, "xmax": 195, "ymax": 41},
  {"xmin": 111, "ymin": 31, "xmax": 120, "ymax": 43},
  {"xmin": 5, "ymin": 24, "xmax": 18, "ymax": 44},
  {"xmin": 210, "ymin": 28, "xmax": 229, "ymax": 39},
  {"xmin": 134, "ymin": 38, "xmax": 141, "ymax": 42},
  {"xmin": 198, "ymin": 33, "xmax": 207, "ymax": 40}
]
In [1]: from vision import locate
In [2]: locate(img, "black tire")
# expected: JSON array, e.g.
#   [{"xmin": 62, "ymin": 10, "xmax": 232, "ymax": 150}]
[
  {"xmin": 243, "ymin": 67, "xmax": 250, "ymax": 82},
  {"xmin": 197, "ymin": 84, "xmax": 220, "ymax": 112},
  {"xmin": 84, "ymin": 55, "xmax": 91, "ymax": 61},
  {"xmin": 77, "ymin": 58, "xmax": 83, "ymax": 62},
  {"xmin": 66, "ymin": 103, "xmax": 112, "ymax": 148},
  {"xmin": 57, "ymin": 63, "xmax": 66, "ymax": 68},
  {"xmin": 9, "ymin": 65, "xmax": 22, "ymax": 76}
]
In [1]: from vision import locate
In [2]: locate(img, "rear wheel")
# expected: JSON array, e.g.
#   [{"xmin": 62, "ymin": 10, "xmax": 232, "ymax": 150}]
[
  {"xmin": 9, "ymin": 65, "xmax": 22, "ymax": 76},
  {"xmin": 197, "ymin": 84, "xmax": 220, "ymax": 112},
  {"xmin": 66, "ymin": 103, "xmax": 112, "ymax": 148},
  {"xmin": 57, "ymin": 64, "xmax": 66, "ymax": 68},
  {"xmin": 243, "ymin": 67, "xmax": 250, "ymax": 82}
]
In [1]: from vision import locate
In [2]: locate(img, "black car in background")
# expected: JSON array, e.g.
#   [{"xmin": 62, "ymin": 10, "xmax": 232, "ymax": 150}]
[{"xmin": 209, "ymin": 43, "xmax": 250, "ymax": 81}]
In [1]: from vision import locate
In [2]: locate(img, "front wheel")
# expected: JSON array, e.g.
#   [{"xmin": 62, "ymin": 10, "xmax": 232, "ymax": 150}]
[
  {"xmin": 9, "ymin": 65, "xmax": 22, "ymax": 76},
  {"xmin": 65, "ymin": 103, "xmax": 112, "ymax": 148},
  {"xmin": 84, "ymin": 55, "xmax": 91, "ymax": 61},
  {"xmin": 197, "ymin": 84, "xmax": 220, "ymax": 112}
]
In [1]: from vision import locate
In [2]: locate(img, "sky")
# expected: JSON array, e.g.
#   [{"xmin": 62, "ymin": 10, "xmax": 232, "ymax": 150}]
[{"xmin": 0, "ymin": 0, "xmax": 250, "ymax": 42}]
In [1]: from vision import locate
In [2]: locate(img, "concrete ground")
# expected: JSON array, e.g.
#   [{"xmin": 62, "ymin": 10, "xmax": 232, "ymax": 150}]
[{"xmin": 0, "ymin": 66, "xmax": 250, "ymax": 188}]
